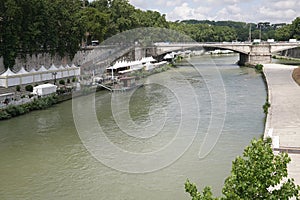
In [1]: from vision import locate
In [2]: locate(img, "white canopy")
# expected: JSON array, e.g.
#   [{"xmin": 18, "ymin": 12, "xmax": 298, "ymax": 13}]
[
  {"xmin": 37, "ymin": 66, "xmax": 47, "ymax": 72},
  {"xmin": 0, "ymin": 64, "xmax": 81, "ymax": 88},
  {"xmin": 164, "ymin": 54, "xmax": 173, "ymax": 59},
  {"xmin": 0, "ymin": 68, "xmax": 16, "ymax": 76},
  {"xmin": 140, "ymin": 56, "xmax": 156, "ymax": 63},
  {"xmin": 107, "ymin": 60, "xmax": 131, "ymax": 70},
  {"xmin": 49, "ymin": 64, "xmax": 58, "ymax": 71},
  {"xmin": 16, "ymin": 67, "xmax": 29, "ymax": 75}
]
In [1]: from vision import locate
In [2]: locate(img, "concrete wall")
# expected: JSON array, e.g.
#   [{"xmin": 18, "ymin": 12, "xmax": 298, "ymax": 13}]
[{"xmin": 280, "ymin": 47, "xmax": 300, "ymax": 58}]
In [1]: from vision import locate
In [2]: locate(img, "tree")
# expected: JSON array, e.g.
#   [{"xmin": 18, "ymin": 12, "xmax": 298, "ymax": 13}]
[
  {"xmin": 77, "ymin": 7, "xmax": 109, "ymax": 44},
  {"xmin": 275, "ymin": 25, "xmax": 292, "ymax": 41},
  {"xmin": 291, "ymin": 17, "xmax": 300, "ymax": 40},
  {"xmin": 185, "ymin": 180, "xmax": 217, "ymax": 200},
  {"xmin": 185, "ymin": 138, "xmax": 300, "ymax": 200}
]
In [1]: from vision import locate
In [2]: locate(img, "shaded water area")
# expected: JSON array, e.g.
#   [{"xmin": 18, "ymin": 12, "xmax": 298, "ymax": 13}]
[{"xmin": 0, "ymin": 54, "xmax": 266, "ymax": 199}]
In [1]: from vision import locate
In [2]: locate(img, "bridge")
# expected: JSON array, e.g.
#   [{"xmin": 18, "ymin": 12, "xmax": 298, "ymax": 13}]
[
  {"xmin": 77, "ymin": 41, "xmax": 300, "ymax": 75},
  {"xmin": 153, "ymin": 42, "xmax": 300, "ymax": 65}
]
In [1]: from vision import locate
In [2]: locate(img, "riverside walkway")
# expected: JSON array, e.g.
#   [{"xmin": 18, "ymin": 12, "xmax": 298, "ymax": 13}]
[{"xmin": 263, "ymin": 64, "xmax": 300, "ymax": 186}]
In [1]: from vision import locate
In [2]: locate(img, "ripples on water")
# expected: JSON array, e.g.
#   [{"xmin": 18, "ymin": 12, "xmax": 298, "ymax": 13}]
[{"xmin": 0, "ymin": 54, "xmax": 266, "ymax": 199}]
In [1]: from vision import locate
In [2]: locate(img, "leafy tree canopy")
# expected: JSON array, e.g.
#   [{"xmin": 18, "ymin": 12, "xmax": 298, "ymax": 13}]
[{"xmin": 185, "ymin": 138, "xmax": 300, "ymax": 200}]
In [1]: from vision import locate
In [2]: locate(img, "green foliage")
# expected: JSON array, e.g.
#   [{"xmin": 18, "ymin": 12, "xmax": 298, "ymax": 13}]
[
  {"xmin": 254, "ymin": 64, "xmax": 264, "ymax": 73},
  {"xmin": 25, "ymin": 85, "xmax": 33, "ymax": 92},
  {"xmin": 0, "ymin": 95, "xmax": 58, "ymax": 120},
  {"xmin": 169, "ymin": 22, "xmax": 237, "ymax": 42},
  {"xmin": 291, "ymin": 17, "xmax": 300, "ymax": 40},
  {"xmin": 185, "ymin": 138, "xmax": 300, "ymax": 200},
  {"xmin": 275, "ymin": 25, "xmax": 292, "ymax": 41},
  {"xmin": 59, "ymin": 79, "xmax": 65, "ymax": 85},
  {"xmin": 0, "ymin": 0, "xmax": 170, "ymax": 69},
  {"xmin": 185, "ymin": 179, "xmax": 217, "ymax": 200},
  {"xmin": 16, "ymin": 85, "xmax": 21, "ymax": 92},
  {"xmin": 263, "ymin": 101, "xmax": 271, "ymax": 114},
  {"xmin": 72, "ymin": 77, "xmax": 77, "ymax": 82},
  {"xmin": 223, "ymin": 138, "xmax": 299, "ymax": 199},
  {"xmin": 0, "ymin": 0, "xmax": 83, "ymax": 68}
]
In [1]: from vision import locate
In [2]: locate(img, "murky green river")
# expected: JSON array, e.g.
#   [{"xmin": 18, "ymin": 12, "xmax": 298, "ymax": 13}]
[{"xmin": 0, "ymin": 54, "xmax": 266, "ymax": 199}]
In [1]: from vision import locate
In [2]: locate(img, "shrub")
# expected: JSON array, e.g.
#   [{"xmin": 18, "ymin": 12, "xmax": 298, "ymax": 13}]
[
  {"xmin": 255, "ymin": 64, "xmax": 264, "ymax": 73},
  {"xmin": 263, "ymin": 101, "xmax": 271, "ymax": 114},
  {"xmin": 67, "ymin": 79, "xmax": 70, "ymax": 84},
  {"xmin": 59, "ymin": 79, "xmax": 65, "ymax": 85},
  {"xmin": 16, "ymin": 85, "xmax": 21, "ymax": 92},
  {"xmin": 0, "ymin": 95, "xmax": 58, "ymax": 120},
  {"xmin": 0, "ymin": 110, "xmax": 11, "ymax": 120},
  {"xmin": 72, "ymin": 77, "xmax": 77, "ymax": 82},
  {"xmin": 25, "ymin": 85, "xmax": 33, "ymax": 92}
]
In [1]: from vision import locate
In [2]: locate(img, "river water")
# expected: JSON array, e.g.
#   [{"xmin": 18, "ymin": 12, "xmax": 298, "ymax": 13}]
[{"xmin": 0, "ymin": 54, "xmax": 266, "ymax": 199}]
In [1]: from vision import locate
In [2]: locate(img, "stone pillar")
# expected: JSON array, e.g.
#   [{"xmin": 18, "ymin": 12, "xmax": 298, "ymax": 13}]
[
  {"xmin": 134, "ymin": 46, "xmax": 146, "ymax": 60},
  {"xmin": 249, "ymin": 44, "xmax": 272, "ymax": 65},
  {"xmin": 238, "ymin": 44, "xmax": 272, "ymax": 65},
  {"xmin": 238, "ymin": 53, "xmax": 250, "ymax": 65}
]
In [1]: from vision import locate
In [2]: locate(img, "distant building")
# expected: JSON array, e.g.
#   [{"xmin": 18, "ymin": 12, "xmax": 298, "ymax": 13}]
[
  {"xmin": 271, "ymin": 23, "xmax": 287, "ymax": 29},
  {"xmin": 257, "ymin": 22, "xmax": 271, "ymax": 29}
]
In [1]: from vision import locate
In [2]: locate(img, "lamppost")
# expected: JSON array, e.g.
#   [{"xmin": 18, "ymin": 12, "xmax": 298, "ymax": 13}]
[{"xmin": 52, "ymin": 72, "xmax": 57, "ymax": 85}]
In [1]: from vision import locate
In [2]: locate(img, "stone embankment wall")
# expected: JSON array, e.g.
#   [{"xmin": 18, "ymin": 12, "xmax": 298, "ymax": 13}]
[
  {"xmin": 0, "ymin": 50, "xmax": 91, "ymax": 73},
  {"xmin": 280, "ymin": 47, "xmax": 300, "ymax": 58},
  {"xmin": 0, "ymin": 46, "xmax": 138, "ymax": 75}
]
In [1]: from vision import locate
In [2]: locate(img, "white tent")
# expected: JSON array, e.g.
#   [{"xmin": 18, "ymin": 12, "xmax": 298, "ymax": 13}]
[
  {"xmin": 0, "ymin": 68, "xmax": 20, "ymax": 88},
  {"xmin": 62, "ymin": 68, "xmax": 69, "ymax": 78},
  {"xmin": 48, "ymin": 64, "xmax": 58, "ymax": 71},
  {"xmin": 74, "ymin": 66, "xmax": 80, "ymax": 76},
  {"xmin": 37, "ymin": 65, "xmax": 47, "ymax": 72},
  {"xmin": 16, "ymin": 67, "xmax": 29, "ymax": 75},
  {"xmin": 140, "ymin": 56, "xmax": 156, "ymax": 64},
  {"xmin": 163, "ymin": 54, "xmax": 173, "ymax": 59},
  {"xmin": 0, "ymin": 63, "xmax": 81, "ymax": 88},
  {"xmin": 33, "ymin": 83, "xmax": 57, "ymax": 96}
]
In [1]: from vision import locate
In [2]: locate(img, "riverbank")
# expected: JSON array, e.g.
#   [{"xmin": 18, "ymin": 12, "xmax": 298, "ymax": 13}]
[
  {"xmin": 0, "ymin": 62, "xmax": 174, "ymax": 120},
  {"xmin": 263, "ymin": 63, "xmax": 300, "ymax": 186}
]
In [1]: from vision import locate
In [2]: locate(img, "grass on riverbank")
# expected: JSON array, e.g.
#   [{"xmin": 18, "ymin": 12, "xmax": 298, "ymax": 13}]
[{"xmin": 292, "ymin": 67, "xmax": 300, "ymax": 86}]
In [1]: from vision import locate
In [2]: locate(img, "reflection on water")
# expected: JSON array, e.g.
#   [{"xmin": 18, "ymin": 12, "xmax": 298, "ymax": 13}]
[{"xmin": 0, "ymin": 54, "xmax": 266, "ymax": 199}]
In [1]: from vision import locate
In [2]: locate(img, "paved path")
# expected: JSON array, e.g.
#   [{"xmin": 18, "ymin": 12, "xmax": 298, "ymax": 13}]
[{"xmin": 263, "ymin": 64, "xmax": 300, "ymax": 186}]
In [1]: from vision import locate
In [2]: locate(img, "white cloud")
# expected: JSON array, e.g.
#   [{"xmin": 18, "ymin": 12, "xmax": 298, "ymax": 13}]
[
  {"xmin": 227, "ymin": 4, "xmax": 242, "ymax": 14},
  {"xmin": 129, "ymin": 0, "xmax": 300, "ymax": 23},
  {"xmin": 167, "ymin": 3, "xmax": 212, "ymax": 21},
  {"xmin": 224, "ymin": 0, "xmax": 240, "ymax": 3},
  {"xmin": 273, "ymin": 1, "xmax": 297, "ymax": 9},
  {"xmin": 166, "ymin": 0, "xmax": 183, "ymax": 7},
  {"xmin": 129, "ymin": 0, "xmax": 148, "ymax": 9},
  {"xmin": 259, "ymin": 6, "xmax": 297, "ymax": 22}
]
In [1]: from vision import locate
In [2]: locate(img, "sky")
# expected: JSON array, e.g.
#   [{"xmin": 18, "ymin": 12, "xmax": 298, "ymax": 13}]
[{"xmin": 128, "ymin": 0, "xmax": 300, "ymax": 24}]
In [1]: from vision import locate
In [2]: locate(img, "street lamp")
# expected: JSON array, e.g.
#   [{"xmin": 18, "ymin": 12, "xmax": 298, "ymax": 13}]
[{"xmin": 52, "ymin": 72, "xmax": 57, "ymax": 85}]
